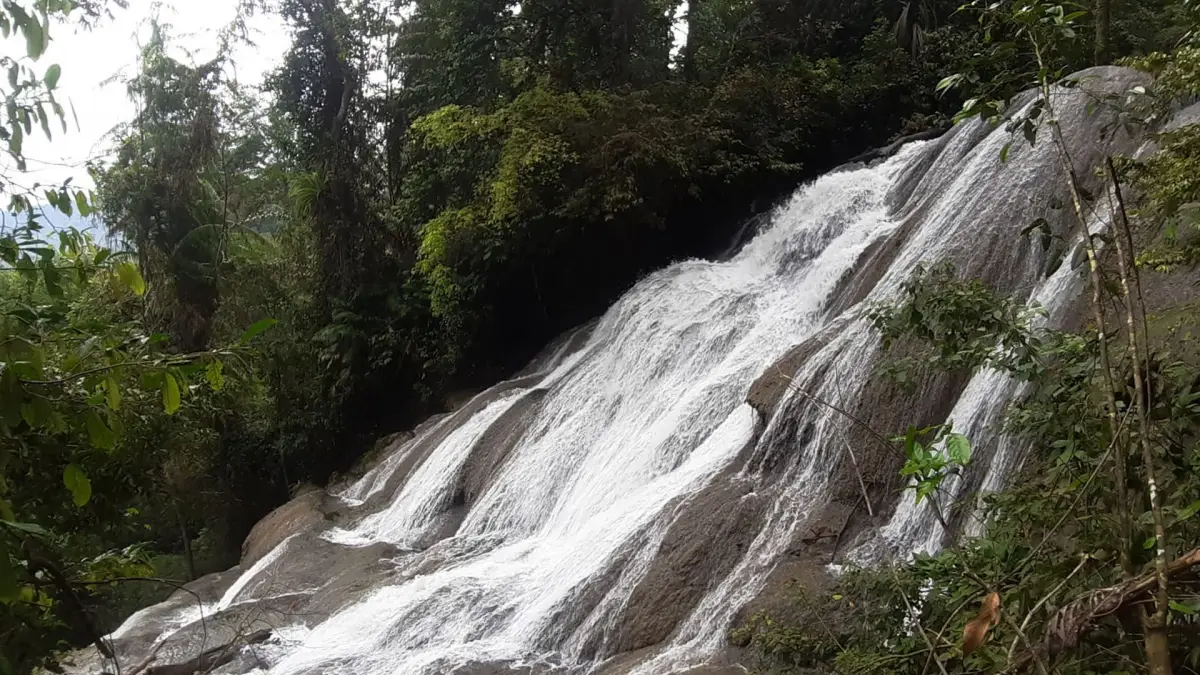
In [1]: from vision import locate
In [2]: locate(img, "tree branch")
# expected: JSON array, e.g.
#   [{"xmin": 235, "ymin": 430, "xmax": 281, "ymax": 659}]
[{"xmin": 1007, "ymin": 548, "xmax": 1200, "ymax": 673}]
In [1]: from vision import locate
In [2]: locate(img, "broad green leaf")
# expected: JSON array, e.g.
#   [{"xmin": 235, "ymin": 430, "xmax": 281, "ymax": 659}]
[
  {"xmin": 162, "ymin": 373, "xmax": 181, "ymax": 415},
  {"xmin": 64, "ymin": 464, "xmax": 92, "ymax": 507},
  {"xmin": 946, "ymin": 434, "xmax": 972, "ymax": 465},
  {"xmin": 105, "ymin": 376, "xmax": 120, "ymax": 411},
  {"xmin": 0, "ymin": 536, "xmax": 17, "ymax": 603},
  {"xmin": 85, "ymin": 410, "xmax": 117, "ymax": 450},
  {"xmin": 1023, "ymin": 119, "xmax": 1037, "ymax": 146},
  {"xmin": 75, "ymin": 190, "xmax": 92, "ymax": 217},
  {"xmin": 41, "ymin": 258, "xmax": 63, "ymax": 296},
  {"xmin": 0, "ymin": 497, "xmax": 12, "ymax": 521},
  {"xmin": 37, "ymin": 104, "xmax": 50, "ymax": 140},
  {"xmin": 43, "ymin": 63, "xmax": 60, "ymax": 89},
  {"xmin": 239, "ymin": 318, "xmax": 278, "ymax": 344},
  {"xmin": 1000, "ymin": 141, "xmax": 1011, "ymax": 163},
  {"xmin": 9, "ymin": 121, "xmax": 22, "ymax": 158},
  {"xmin": 1170, "ymin": 600, "xmax": 1197, "ymax": 615},
  {"xmin": 1143, "ymin": 536, "xmax": 1157, "ymax": 550},
  {"xmin": 206, "ymin": 361, "xmax": 225, "ymax": 392},
  {"xmin": 0, "ymin": 520, "xmax": 48, "ymax": 538},
  {"xmin": 24, "ymin": 16, "xmax": 44, "ymax": 59},
  {"xmin": 115, "ymin": 261, "xmax": 146, "ymax": 296},
  {"xmin": 22, "ymin": 396, "xmax": 54, "ymax": 430},
  {"xmin": 19, "ymin": 402, "xmax": 37, "ymax": 428}
]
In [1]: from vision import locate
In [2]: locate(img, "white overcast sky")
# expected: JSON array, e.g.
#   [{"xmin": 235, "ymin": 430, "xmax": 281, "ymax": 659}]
[
  {"xmin": 6, "ymin": 0, "xmax": 289, "ymax": 191},
  {"xmin": 6, "ymin": 1, "xmax": 688, "ymax": 197}
]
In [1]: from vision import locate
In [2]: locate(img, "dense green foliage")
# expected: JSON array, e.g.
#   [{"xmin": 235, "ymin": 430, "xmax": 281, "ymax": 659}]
[
  {"xmin": 741, "ymin": 267, "xmax": 1200, "ymax": 673},
  {"xmin": 737, "ymin": 2, "xmax": 1200, "ymax": 673}
]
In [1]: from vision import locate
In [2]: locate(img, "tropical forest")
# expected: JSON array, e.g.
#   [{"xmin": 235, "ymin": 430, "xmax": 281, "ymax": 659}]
[{"xmin": 4, "ymin": 0, "xmax": 1200, "ymax": 673}]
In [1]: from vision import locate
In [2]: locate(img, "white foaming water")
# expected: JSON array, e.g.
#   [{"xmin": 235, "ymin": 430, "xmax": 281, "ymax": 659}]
[
  {"xmin": 97, "ymin": 87, "xmax": 1114, "ymax": 673},
  {"xmin": 630, "ymin": 328, "xmax": 880, "ymax": 674},
  {"xmin": 338, "ymin": 432, "xmax": 427, "ymax": 505},
  {"xmin": 356, "ymin": 392, "xmax": 529, "ymax": 545},
  {"xmin": 216, "ymin": 534, "xmax": 298, "ymax": 610},
  {"xmin": 241, "ymin": 143, "xmax": 924, "ymax": 675},
  {"xmin": 868, "ymin": 210, "xmax": 1102, "ymax": 559}
]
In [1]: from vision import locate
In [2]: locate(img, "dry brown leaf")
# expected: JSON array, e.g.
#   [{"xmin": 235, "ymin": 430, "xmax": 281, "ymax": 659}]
[{"xmin": 963, "ymin": 591, "xmax": 1001, "ymax": 655}]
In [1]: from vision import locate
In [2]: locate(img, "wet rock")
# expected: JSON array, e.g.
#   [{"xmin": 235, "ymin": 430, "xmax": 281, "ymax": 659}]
[
  {"xmin": 142, "ymin": 629, "xmax": 271, "ymax": 675},
  {"xmin": 610, "ymin": 477, "xmax": 766, "ymax": 654},
  {"xmin": 746, "ymin": 329, "xmax": 834, "ymax": 418},
  {"xmin": 458, "ymin": 389, "xmax": 547, "ymax": 506},
  {"xmin": 241, "ymin": 490, "xmax": 333, "ymax": 565}
]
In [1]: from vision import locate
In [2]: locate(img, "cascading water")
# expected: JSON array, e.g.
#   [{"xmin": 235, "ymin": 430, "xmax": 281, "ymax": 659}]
[
  {"xmin": 259, "ymin": 141, "xmax": 921, "ymax": 675},
  {"xmin": 77, "ymin": 67, "xmax": 1149, "ymax": 675}
]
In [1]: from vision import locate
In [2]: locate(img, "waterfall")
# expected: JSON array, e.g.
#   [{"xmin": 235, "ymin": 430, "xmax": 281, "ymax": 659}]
[
  {"xmin": 80, "ymin": 67, "xmax": 1149, "ymax": 675},
  {"xmin": 258, "ymin": 139, "xmax": 923, "ymax": 675}
]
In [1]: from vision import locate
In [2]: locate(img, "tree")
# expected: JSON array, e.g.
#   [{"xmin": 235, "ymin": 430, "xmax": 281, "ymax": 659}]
[
  {"xmin": 682, "ymin": 0, "xmax": 702, "ymax": 79},
  {"xmin": 94, "ymin": 24, "xmax": 226, "ymax": 351},
  {"xmin": 273, "ymin": 0, "xmax": 384, "ymax": 309},
  {"xmin": 1095, "ymin": 0, "xmax": 1111, "ymax": 63},
  {"xmin": 392, "ymin": 0, "xmax": 512, "ymax": 115}
]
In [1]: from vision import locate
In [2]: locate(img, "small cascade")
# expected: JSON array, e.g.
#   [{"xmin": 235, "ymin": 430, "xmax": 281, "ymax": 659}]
[
  {"xmin": 356, "ymin": 392, "xmax": 529, "ymax": 545},
  {"xmin": 864, "ymin": 190, "xmax": 1111, "ymax": 560}
]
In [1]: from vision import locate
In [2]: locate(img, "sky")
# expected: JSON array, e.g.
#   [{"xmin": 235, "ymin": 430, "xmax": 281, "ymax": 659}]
[
  {"xmin": 3, "ymin": 0, "xmax": 687, "ymax": 211},
  {"xmin": 4, "ymin": 0, "xmax": 289, "ymax": 193}
]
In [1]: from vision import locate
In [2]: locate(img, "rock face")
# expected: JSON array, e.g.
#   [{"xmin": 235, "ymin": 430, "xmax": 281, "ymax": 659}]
[{"xmin": 69, "ymin": 67, "xmax": 1182, "ymax": 675}]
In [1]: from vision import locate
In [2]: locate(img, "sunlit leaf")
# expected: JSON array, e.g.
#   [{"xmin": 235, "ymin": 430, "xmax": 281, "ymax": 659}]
[
  {"xmin": 43, "ymin": 63, "xmax": 60, "ymax": 89},
  {"xmin": 936, "ymin": 73, "xmax": 965, "ymax": 94},
  {"xmin": 85, "ymin": 410, "xmax": 117, "ymax": 450},
  {"xmin": 206, "ymin": 361, "xmax": 225, "ymax": 392},
  {"xmin": 946, "ymin": 434, "xmax": 972, "ymax": 465},
  {"xmin": 162, "ymin": 373, "xmax": 181, "ymax": 415},
  {"xmin": 75, "ymin": 190, "xmax": 92, "ymax": 217},
  {"xmin": 105, "ymin": 376, "xmax": 120, "ymax": 411},
  {"xmin": 115, "ymin": 261, "xmax": 146, "ymax": 296},
  {"xmin": 239, "ymin": 318, "xmax": 278, "ymax": 344},
  {"xmin": 63, "ymin": 463, "xmax": 92, "ymax": 507},
  {"xmin": 0, "ymin": 520, "xmax": 48, "ymax": 538}
]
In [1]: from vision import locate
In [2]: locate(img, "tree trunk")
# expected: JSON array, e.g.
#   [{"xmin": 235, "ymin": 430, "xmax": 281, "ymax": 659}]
[
  {"xmin": 683, "ymin": 0, "xmax": 701, "ymax": 80},
  {"xmin": 1143, "ymin": 616, "xmax": 1172, "ymax": 675},
  {"xmin": 610, "ymin": 0, "xmax": 638, "ymax": 84},
  {"xmin": 175, "ymin": 501, "xmax": 197, "ymax": 582},
  {"xmin": 1107, "ymin": 158, "xmax": 1173, "ymax": 675},
  {"xmin": 1094, "ymin": 0, "xmax": 1110, "ymax": 64}
]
